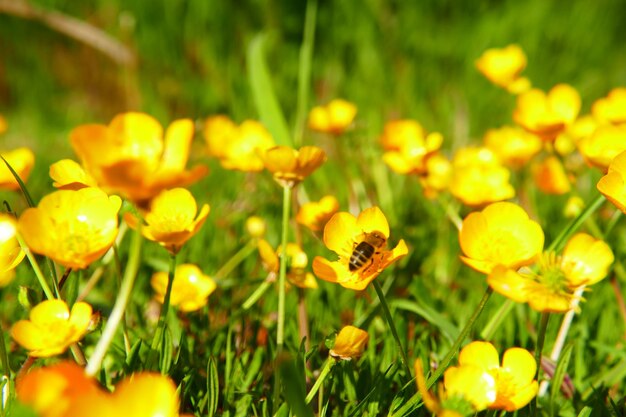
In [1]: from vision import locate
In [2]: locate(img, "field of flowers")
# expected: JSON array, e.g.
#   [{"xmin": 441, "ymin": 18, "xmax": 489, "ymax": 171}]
[{"xmin": 1, "ymin": 1, "xmax": 626, "ymax": 416}]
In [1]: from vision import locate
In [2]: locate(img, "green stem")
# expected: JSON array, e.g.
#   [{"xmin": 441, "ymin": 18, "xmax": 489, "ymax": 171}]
[
  {"xmin": 480, "ymin": 298, "xmax": 515, "ymax": 340},
  {"xmin": 85, "ymin": 227, "xmax": 142, "ymax": 377},
  {"xmin": 533, "ymin": 312, "xmax": 550, "ymax": 414},
  {"xmin": 148, "ymin": 253, "xmax": 178, "ymax": 372},
  {"xmin": 242, "ymin": 276, "xmax": 274, "ymax": 310},
  {"xmin": 16, "ymin": 233, "xmax": 54, "ymax": 300},
  {"xmin": 214, "ymin": 239, "xmax": 257, "ymax": 280},
  {"xmin": 372, "ymin": 279, "xmax": 412, "ymax": 380},
  {"xmin": 547, "ymin": 194, "xmax": 605, "ymax": 252},
  {"xmin": 305, "ymin": 358, "xmax": 334, "ymax": 404}
]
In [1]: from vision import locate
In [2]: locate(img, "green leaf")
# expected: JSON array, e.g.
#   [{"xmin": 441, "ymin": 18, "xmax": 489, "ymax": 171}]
[
  {"xmin": 277, "ymin": 353, "xmax": 314, "ymax": 417},
  {"xmin": 550, "ymin": 342, "xmax": 574, "ymax": 412},
  {"xmin": 159, "ymin": 326, "xmax": 173, "ymax": 374},
  {"xmin": 577, "ymin": 406, "xmax": 593, "ymax": 417},
  {"xmin": 391, "ymin": 299, "xmax": 459, "ymax": 342},
  {"xmin": 207, "ymin": 356, "xmax": 219, "ymax": 417},
  {"xmin": 247, "ymin": 33, "xmax": 292, "ymax": 146}
]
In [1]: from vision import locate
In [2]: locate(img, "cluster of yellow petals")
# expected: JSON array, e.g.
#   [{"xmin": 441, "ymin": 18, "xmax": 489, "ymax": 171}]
[
  {"xmin": 598, "ymin": 150, "xmax": 626, "ymax": 212},
  {"xmin": 0, "ymin": 147, "xmax": 35, "ymax": 191},
  {"xmin": 329, "ymin": 325, "xmax": 369, "ymax": 360},
  {"xmin": 0, "ymin": 213, "xmax": 25, "ymax": 286},
  {"xmin": 532, "ymin": 155, "xmax": 571, "ymax": 195},
  {"xmin": 296, "ymin": 195, "xmax": 340, "ymax": 232},
  {"xmin": 380, "ymin": 120, "xmax": 444, "ymax": 175},
  {"xmin": 475, "ymin": 44, "xmax": 531, "ymax": 94},
  {"xmin": 18, "ymin": 187, "xmax": 122, "ymax": 269},
  {"xmin": 578, "ymin": 124, "xmax": 626, "ymax": 170},
  {"xmin": 258, "ymin": 239, "xmax": 318, "ymax": 289},
  {"xmin": 449, "ymin": 147, "xmax": 515, "ymax": 207},
  {"xmin": 312, "ymin": 206, "xmax": 408, "ymax": 291},
  {"xmin": 307, "ymin": 99, "xmax": 357, "ymax": 135},
  {"xmin": 592, "ymin": 87, "xmax": 626, "ymax": 126},
  {"xmin": 151, "ymin": 264, "xmax": 217, "ymax": 312},
  {"xmin": 204, "ymin": 116, "xmax": 276, "ymax": 172},
  {"xmin": 50, "ymin": 159, "xmax": 99, "ymax": 190},
  {"xmin": 261, "ymin": 145, "xmax": 327, "ymax": 187},
  {"xmin": 17, "ymin": 362, "xmax": 188, "ymax": 417},
  {"xmin": 483, "ymin": 125, "xmax": 542, "ymax": 169},
  {"xmin": 11, "ymin": 299, "xmax": 92, "ymax": 357},
  {"xmin": 125, "ymin": 188, "xmax": 209, "ymax": 255}
]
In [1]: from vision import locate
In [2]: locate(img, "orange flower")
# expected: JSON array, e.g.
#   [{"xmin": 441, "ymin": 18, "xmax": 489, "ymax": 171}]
[
  {"xmin": 11, "ymin": 299, "xmax": 93, "ymax": 357},
  {"xmin": 296, "ymin": 195, "xmax": 340, "ymax": 232},
  {"xmin": 308, "ymin": 99, "xmax": 357, "ymax": 135},
  {"xmin": 70, "ymin": 112, "xmax": 207, "ymax": 205},
  {"xmin": 532, "ymin": 156, "xmax": 571, "ymax": 195},
  {"xmin": 578, "ymin": 124, "xmax": 626, "ymax": 170},
  {"xmin": 49, "ymin": 159, "xmax": 98, "ymax": 190},
  {"xmin": 18, "ymin": 187, "xmax": 122, "ymax": 269},
  {"xmin": 0, "ymin": 147, "xmax": 35, "ymax": 191},
  {"xmin": 125, "ymin": 188, "xmax": 209, "ymax": 255},
  {"xmin": 513, "ymin": 84, "xmax": 581, "ymax": 141},
  {"xmin": 330, "ymin": 325, "xmax": 369, "ymax": 360},
  {"xmin": 475, "ymin": 44, "xmax": 531, "ymax": 94},
  {"xmin": 312, "ymin": 207, "xmax": 408, "ymax": 290},
  {"xmin": 261, "ymin": 145, "xmax": 326, "ymax": 187},
  {"xmin": 258, "ymin": 239, "xmax": 318, "ymax": 289},
  {"xmin": 483, "ymin": 126, "xmax": 542, "ymax": 169},
  {"xmin": 592, "ymin": 87, "xmax": 626, "ymax": 126},
  {"xmin": 598, "ymin": 150, "xmax": 626, "ymax": 212},
  {"xmin": 151, "ymin": 264, "xmax": 217, "ymax": 312},
  {"xmin": 380, "ymin": 120, "xmax": 444, "ymax": 175},
  {"xmin": 0, "ymin": 213, "xmax": 25, "ymax": 286},
  {"xmin": 459, "ymin": 202, "xmax": 544, "ymax": 274}
]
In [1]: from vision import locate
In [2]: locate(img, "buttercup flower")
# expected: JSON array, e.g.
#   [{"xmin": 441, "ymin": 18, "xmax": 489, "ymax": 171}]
[
  {"xmin": 592, "ymin": 87, "xmax": 626, "ymax": 126},
  {"xmin": 19, "ymin": 187, "xmax": 122, "ymax": 269},
  {"xmin": 475, "ymin": 44, "xmax": 531, "ymax": 94},
  {"xmin": 261, "ymin": 145, "xmax": 326, "ymax": 188},
  {"xmin": 598, "ymin": 150, "xmax": 626, "ymax": 212},
  {"xmin": 532, "ymin": 156, "xmax": 571, "ymax": 195},
  {"xmin": 258, "ymin": 239, "xmax": 318, "ymax": 289},
  {"xmin": 125, "ymin": 188, "xmax": 209, "ymax": 255},
  {"xmin": 483, "ymin": 126, "xmax": 542, "ymax": 169},
  {"xmin": 296, "ymin": 195, "xmax": 340, "ymax": 232},
  {"xmin": 564, "ymin": 195, "xmax": 585, "ymax": 218},
  {"xmin": 151, "ymin": 264, "xmax": 217, "ymax": 312},
  {"xmin": 578, "ymin": 124, "xmax": 626, "ymax": 170},
  {"xmin": 312, "ymin": 206, "xmax": 408, "ymax": 291},
  {"xmin": 70, "ymin": 112, "xmax": 207, "ymax": 205},
  {"xmin": 0, "ymin": 147, "xmax": 35, "ymax": 191},
  {"xmin": 308, "ymin": 99, "xmax": 357, "ymax": 135},
  {"xmin": 513, "ymin": 84, "xmax": 581, "ymax": 141},
  {"xmin": 419, "ymin": 153, "xmax": 452, "ymax": 199},
  {"xmin": 488, "ymin": 233, "xmax": 614, "ymax": 312},
  {"xmin": 11, "ymin": 299, "xmax": 93, "ymax": 357},
  {"xmin": 459, "ymin": 202, "xmax": 544, "ymax": 274},
  {"xmin": 49, "ymin": 159, "xmax": 98, "ymax": 190},
  {"xmin": 330, "ymin": 325, "xmax": 369, "ymax": 360},
  {"xmin": 204, "ymin": 117, "xmax": 276, "ymax": 172},
  {"xmin": 449, "ymin": 147, "xmax": 515, "ymax": 206},
  {"xmin": 380, "ymin": 120, "xmax": 444, "ymax": 175},
  {"xmin": 0, "ymin": 213, "xmax": 25, "ymax": 286},
  {"xmin": 245, "ymin": 215, "xmax": 267, "ymax": 238}
]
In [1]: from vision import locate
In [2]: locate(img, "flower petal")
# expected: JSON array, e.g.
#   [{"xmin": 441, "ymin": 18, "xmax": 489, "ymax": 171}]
[
  {"xmin": 323, "ymin": 212, "xmax": 359, "ymax": 257},
  {"xmin": 356, "ymin": 207, "xmax": 390, "ymax": 237}
]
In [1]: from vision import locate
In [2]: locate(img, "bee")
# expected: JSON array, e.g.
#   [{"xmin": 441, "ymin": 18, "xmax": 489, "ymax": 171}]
[{"xmin": 349, "ymin": 231, "xmax": 387, "ymax": 272}]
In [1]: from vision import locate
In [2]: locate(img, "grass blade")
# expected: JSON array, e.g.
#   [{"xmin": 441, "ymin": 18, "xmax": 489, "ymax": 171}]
[{"xmin": 207, "ymin": 356, "xmax": 219, "ymax": 417}]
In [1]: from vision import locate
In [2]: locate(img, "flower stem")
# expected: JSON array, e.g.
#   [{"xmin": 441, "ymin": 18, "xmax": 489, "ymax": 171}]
[
  {"xmin": 242, "ymin": 274, "xmax": 274, "ymax": 310},
  {"xmin": 214, "ymin": 238, "xmax": 258, "ymax": 280},
  {"xmin": 372, "ymin": 279, "xmax": 412, "ymax": 381},
  {"xmin": 16, "ymin": 233, "xmax": 55, "ymax": 300},
  {"xmin": 85, "ymin": 227, "xmax": 142, "ymax": 377},
  {"xmin": 305, "ymin": 358, "xmax": 334, "ymax": 404},
  {"xmin": 148, "ymin": 253, "xmax": 177, "ymax": 372},
  {"xmin": 480, "ymin": 298, "xmax": 515, "ymax": 340},
  {"xmin": 547, "ymin": 194, "xmax": 605, "ymax": 252},
  {"xmin": 533, "ymin": 312, "xmax": 551, "ymax": 410}
]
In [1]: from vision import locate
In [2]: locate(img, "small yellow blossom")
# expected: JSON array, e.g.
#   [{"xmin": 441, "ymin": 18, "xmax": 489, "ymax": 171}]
[
  {"xmin": 330, "ymin": 325, "xmax": 369, "ymax": 360},
  {"xmin": 258, "ymin": 239, "xmax": 318, "ymax": 289},
  {"xmin": 598, "ymin": 150, "xmax": 626, "ymax": 212},
  {"xmin": 296, "ymin": 195, "xmax": 340, "ymax": 232},
  {"xmin": 308, "ymin": 99, "xmax": 357, "ymax": 135},
  {"xmin": 11, "ymin": 299, "xmax": 93, "ymax": 357},
  {"xmin": 564, "ymin": 196, "xmax": 585, "ymax": 218},
  {"xmin": 532, "ymin": 156, "xmax": 571, "ymax": 195},
  {"xmin": 0, "ymin": 147, "xmax": 35, "ymax": 191},
  {"xmin": 19, "ymin": 187, "xmax": 122, "ymax": 269},
  {"xmin": 0, "ymin": 214, "xmax": 25, "ymax": 286},
  {"xmin": 420, "ymin": 153, "xmax": 452, "ymax": 199},
  {"xmin": 380, "ymin": 120, "xmax": 444, "ymax": 175},
  {"xmin": 261, "ymin": 145, "xmax": 326, "ymax": 188},
  {"xmin": 578, "ymin": 124, "xmax": 626, "ymax": 170},
  {"xmin": 459, "ymin": 202, "xmax": 544, "ymax": 274},
  {"xmin": 513, "ymin": 84, "xmax": 581, "ymax": 141},
  {"xmin": 312, "ymin": 207, "xmax": 408, "ymax": 291},
  {"xmin": 125, "ymin": 188, "xmax": 209, "ymax": 255},
  {"xmin": 592, "ymin": 87, "xmax": 626, "ymax": 126},
  {"xmin": 555, "ymin": 114, "xmax": 598, "ymax": 155},
  {"xmin": 49, "ymin": 159, "xmax": 98, "ymax": 190},
  {"xmin": 151, "ymin": 264, "xmax": 217, "ymax": 312},
  {"xmin": 449, "ymin": 147, "xmax": 515, "ymax": 206},
  {"xmin": 245, "ymin": 215, "xmax": 267, "ymax": 238},
  {"xmin": 483, "ymin": 126, "xmax": 542, "ymax": 169},
  {"xmin": 475, "ymin": 44, "xmax": 531, "ymax": 94},
  {"xmin": 71, "ymin": 112, "xmax": 208, "ymax": 205}
]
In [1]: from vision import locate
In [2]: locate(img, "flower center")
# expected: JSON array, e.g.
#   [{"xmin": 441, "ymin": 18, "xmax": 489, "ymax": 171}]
[{"xmin": 537, "ymin": 251, "xmax": 568, "ymax": 293}]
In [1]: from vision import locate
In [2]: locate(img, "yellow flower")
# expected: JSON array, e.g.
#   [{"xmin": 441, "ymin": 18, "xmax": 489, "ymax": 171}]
[
  {"xmin": 380, "ymin": 120, "xmax": 444, "ymax": 175},
  {"xmin": 487, "ymin": 233, "xmax": 614, "ymax": 312},
  {"xmin": 245, "ymin": 215, "xmax": 267, "ymax": 238},
  {"xmin": 18, "ymin": 187, "xmax": 122, "ymax": 269},
  {"xmin": 598, "ymin": 150, "xmax": 626, "ymax": 212},
  {"xmin": 70, "ymin": 112, "xmax": 208, "ymax": 205},
  {"xmin": 449, "ymin": 147, "xmax": 515, "ymax": 206},
  {"xmin": 296, "ymin": 195, "xmax": 340, "ymax": 232},
  {"xmin": 414, "ymin": 359, "xmax": 468, "ymax": 417},
  {"xmin": 308, "ymin": 99, "xmax": 357, "ymax": 135},
  {"xmin": 459, "ymin": 202, "xmax": 544, "ymax": 274},
  {"xmin": 258, "ymin": 239, "xmax": 318, "ymax": 289},
  {"xmin": 578, "ymin": 124, "xmax": 626, "ymax": 170},
  {"xmin": 532, "ymin": 156, "xmax": 571, "ymax": 195},
  {"xmin": 483, "ymin": 126, "xmax": 542, "ymax": 169},
  {"xmin": 329, "ymin": 325, "xmax": 369, "ymax": 360},
  {"xmin": 555, "ymin": 114, "xmax": 597, "ymax": 154},
  {"xmin": 453, "ymin": 341, "xmax": 538, "ymax": 411},
  {"xmin": 312, "ymin": 207, "xmax": 408, "ymax": 291},
  {"xmin": 513, "ymin": 84, "xmax": 581, "ymax": 141},
  {"xmin": 11, "ymin": 299, "xmax": 92, "ymax": 357},
  {"xmin": 0, "ymin": 214, "xmax": 25, "ymax": 286},
  {"xmin": 0, "ymin": 147, "xmax": 35, "ymax": 191},
  {"xmin": 151, "ymin": 264, "xmax": 217, "ymax": 312},
  {"xmin": 564, "ymin": 195, "xmax": 585, "ymax": 218},
  {"xmin": 475, "ymin": 44, "xmax": 531, "ymax": 94},
  {"xmin": 204, "ymin": 117, "xmax": 276, "ymax": 172},
  {"xmin": 261, "ymin": 145, "xmax": 327, "ymax": 188},
  {"xmin": 125, "ymin": 188, "xmax": 209, "ymax": 255},
  {"xmin": 592, "ymin": 87, "xmax": 626, "ymax": 126},
  {"xmin": 419, "ymin": 153, "xmax": 452, "ymax": 199},
  {"xmin": 49, "ymin": 159, "xmax": 98, "ymax": 190}
]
